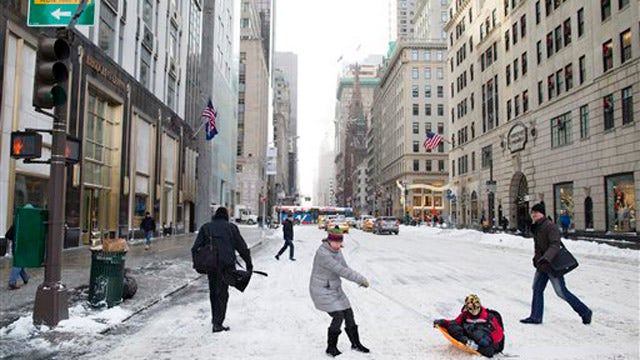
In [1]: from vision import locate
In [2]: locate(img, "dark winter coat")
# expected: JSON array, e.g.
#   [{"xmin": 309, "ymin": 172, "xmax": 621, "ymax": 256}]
[
  {"xmin": 530, "ymin": 217, "xmax": 562, "ymax": 270},
  {"xmin": 282, "ymin": 219, "xmax": 294, "ymax": 240},
  {"xmin": 309, "ymin": 242, "xmax": 366, "ymax": 312},
  {"xmin": 191, "ymin": 217, "xmax": 252, "ymax": 271},
  {"xmin": 443, "ymin": 306, "xmax": 504, "ymax": 346},
  {"xmin": 140, "ymin": 216, "xmax": 156, "ymax": 232},
  {"xmin": 5, "ymin": 225, "xmax": 15, "ymax": 256}
]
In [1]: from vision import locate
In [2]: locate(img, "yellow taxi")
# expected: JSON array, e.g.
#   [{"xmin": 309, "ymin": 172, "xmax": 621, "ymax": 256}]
[
  {"xmin": 362, "ymin": 218, "xmax": 375, "ymax": 232},
  {"xmin": 327, "ymin": 217, "xmax": 350, "ymax": 233}
]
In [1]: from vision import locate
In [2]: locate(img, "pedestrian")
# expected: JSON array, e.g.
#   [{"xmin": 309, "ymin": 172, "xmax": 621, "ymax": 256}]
[
  {"xmin": 559, "ymin": 210, "xmax": 571, "ymax": 236},
  {"xmin": 140, "ymin": 212, "xmax": 156, "ymax": 250},
  {"xmin": 6, "ymin": 225, "xmax": 30, "ymax": 290},
  {"xmin": 433, "ymin": 294, "xmax": 505, "ymax": 358},
  {"xmin": 192, "ymin": 207, "xmax": 252, "ymax": 333},
  {"xmin": 309, "ymin": 230, "xmax": 370, "ymax": 357},
  {"xmin": 275, "ymin": 213, "xmax": 295, "ymax": 261},
  {"xmin": 520, "ymin": 203, "xmax": 592, "ymax": 325},
  {"xmin": 501, "ymin": 215, "xmax": 509, "ymax": 232}
]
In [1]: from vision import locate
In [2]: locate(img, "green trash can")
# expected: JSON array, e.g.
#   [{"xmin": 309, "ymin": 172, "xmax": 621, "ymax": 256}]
[{"xmin": 88, "ymin": 250, "xmax": 126, "ymax": 308}]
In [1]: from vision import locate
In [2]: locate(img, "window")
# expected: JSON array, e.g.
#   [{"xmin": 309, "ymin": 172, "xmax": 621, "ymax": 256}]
[
  {"xmin": 437, "ymin": 122, "xmax": 445, "ymax": 134},
  {"xmin": 424, "ymin": 50, "xmax": 432, "ymax": 61},
  {"xmin": 424, "ymin": 68, "xmax": 431, "ymax": 79},
  {"xmin": 535, "ymin": 1, "xmax": 541, "ymax": 24},
  {"xmin": 603, "ymin": 40, "xmax": 614, "ymax": 72},
  {"xmin": 548, "ymin": 74, "xmax": 555, "ymax": 100},
  {"xmin": 412, "ymin": 85, "xmax": 419, "ymax": 98},
  {"xmin": 619, "ymin": 0, "xmax": 629, "ymax": 8},
  {"xmin": 436, "ymin": 51, "xmax": 444, "ymax": 61},
  {"xmin": 621, "ymin": 29, "xmax": 632, "ymax": 64},
  {"xmin": 515, "ymin": 95, "xmax": 520, "ymax": 116},
  {"xmin": 603, "ymin": 94, "xmax": 614, "ymax": 130},
  {"xmin": 513, "ymin": 59, "xmax": 519, "ymax": 80},
  {"xmin": 425, "ymin": 160, "xmax": 432, "ymax": 172},
  {"xmin": 140, "ymin": 47, "xmax": 152, "ymax": 89},
  {"xmin": 413, "ymin": 104, "xmax": 420, "ymax": 116},
  {"xmin": 554, "ymin": 26, "xmax": 563, "ymax": 51},
  {"xmin": 412, "ymin": 67, "xmax": 419, "ymax": 79},
  {"xmin": 538, "ymin": 81, "xmax": 544, "ymax": 105},
  {"xmin": 425, "ymin": 85, "xmax": 432, "ymax": 98},
  {"xmin": 522, "ymin": 52, "xmax": 528, "ymax": 75},
  {"xmin": 425, "ymin": 104, "xmax": 432, "ymax": 116},
  {"xmin": 512, "ymin": 23, "xmax": 518, "ymax": 45},
  {"xmin": 521, "ymin": 15, "xmax": 527, "ymax": 38},
  {"xmin": 537, "ymin": 41, "xmax": 542, "ymax": 64},
  {"xmin": 579, "ymin": 55, "xmax": 586, "ymax": 84},
  {"xmin": 412, "ymin": 122, "xmax": 419, "ymax": 134},
  {"xmin": 413, "ymin": 141, "xmax": 420, "ymax": 152},
  {"xmin": 240, "ymin": 18, "xmax": 249, "ymax": 27},
  {"xmin": 577, "ymin": 8, "xmax": 584, "ymax": 37},
  {"xmin": 438, "ymin": 160, "xmax": 445, "ymax": 172},
  {"xmin": 565, "ymin": 64, "xmax": 573, "ymax": 91},
  {"xmin": 563, "ymin": 18, "xmax": 571, "ymax": 46},
  {"xmin": 411, "ymin": 49, "xmax": 419, "ymax": 60},
  {"xmin": 437, "ymin": 104, "xmax": 444, "ymax": 116},
  {"xmin": 506, "ymin": 64, "xmax": 511, "ymax": 85},
  {"xmin": 556, "ymin": 69, "xmax": 563, "ymax": 96},
  {"xmin": 523, "ymin": 90, "xmax": 529, "ymax": 112},
  {"xmin": 579, "ymin": 104, "xmax": 589, "ymax": 138},
  {"xmin": 436, "ymin": 68, "xmax": 444, "ymax": 79},
  {"xmin": 551, "ymin": 112, "xmax": 572, "ymax": 148},
  {"xmin": 507, "ymin": 99, "xmax": 512, "ymax": 120},
  {"xmin": 546, "ymin": 33, "xmax": 554, "ymax": 58},
  {"xmin": 505, "ymin": 30, "xmax": 510, "ymax": 51},
  {"xmin": 437, "ymin": 86, "xmax": 444, "ymax": 98},
  {"xmin": 451, "ymin": 160, "xmax": 455, "ymax": 176},
  {"xmin": 413, "ymin": 159, "xmax": 420, "ymax": 171},
  {"xmin": 622, "ymin": 86, "xmax": 633, "ymax": 125},
  {"xmin": 601, "ymin": 0, "xmax": 611, "ymax": 21},
  {"xmin": 99, "ymin": 3, "xmax": 117, "ymax": 58}
]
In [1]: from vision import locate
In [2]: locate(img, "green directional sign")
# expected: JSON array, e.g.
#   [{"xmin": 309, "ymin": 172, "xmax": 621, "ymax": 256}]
[{"xmin": 28, "ymin": 0, "xmax": 95, "ymax": 27}]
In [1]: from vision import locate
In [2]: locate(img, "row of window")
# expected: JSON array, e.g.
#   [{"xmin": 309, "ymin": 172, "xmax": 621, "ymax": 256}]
[
  {"xmin": 506, "ymin": 90, "xmax": 530, "ymax": 121},
  {"xmin": 411, "ymin": 67, "xmax": 445, "ymax": 80},
  {"xmin": 412, "ymin": 159, "xmax": 446, "ymax": 172},
  {"xmin": 504, "ymin": 14, "xmax": 527, "ymax": 52},
  {"xmin": 412, "ymin": 122, "xmax": 445, "ymax": 135},
  {"xmin": 410, "ymin": 49, "xmax": 445, "ymax": 62},
  {"xmin": 412, "ymin": 103, "xmax": 445, "ymax": 117},
  {"xmin": 603, "ymin": 29, "xmax": 633, "ymax": 72},
  {"xmin": 537, "ymin": 57, "xmax": 585, "ymax": 105},
  {"xmin": 411, "ymin": 85, "xmax": 444, "ymax": 98},
  {"xmin": 505, "ymin": 52, "xmax": 528, "ymax": 86},
  {"xmin": 412, "ymin": 141, "xmax": 445, "ymax": 154}
]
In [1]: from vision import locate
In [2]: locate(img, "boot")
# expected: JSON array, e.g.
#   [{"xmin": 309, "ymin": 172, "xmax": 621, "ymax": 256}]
[
  {"xmin": 345, "ymin": 326, "xmax": 370, "ymax": 353},
  {"xmin": 326, "ymin": 329, "xmax": 342, "ymax": 357}
]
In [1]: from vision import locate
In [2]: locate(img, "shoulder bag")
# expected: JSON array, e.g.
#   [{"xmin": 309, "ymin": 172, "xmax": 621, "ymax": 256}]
[{"xmin": 550, "ymin": 245, "xmax": 579, "ymax": 276}]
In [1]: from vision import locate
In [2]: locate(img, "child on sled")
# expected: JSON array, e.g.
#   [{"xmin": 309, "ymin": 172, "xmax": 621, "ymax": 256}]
[{"xmin": 433, "ymin": 294, "xmax": 504, "ymax": 358}]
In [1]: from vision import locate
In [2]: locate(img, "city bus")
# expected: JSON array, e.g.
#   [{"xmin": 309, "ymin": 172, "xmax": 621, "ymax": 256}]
[{"xmin": 272, "ymin": 205, "xmax": 353, "ymax": 225}]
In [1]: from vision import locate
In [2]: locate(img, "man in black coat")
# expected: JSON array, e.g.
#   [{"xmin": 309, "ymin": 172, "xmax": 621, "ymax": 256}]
[
  {"xmin": 520, "ymin": 203, "xmax": 592, "ymax": 325},
  {"xmin": 192, "ymin": 207, "xmax": 252, "ymax": 333},
  {"xmin": 275, "ymin": 213, "xmax": 295, "ymax": 261}
]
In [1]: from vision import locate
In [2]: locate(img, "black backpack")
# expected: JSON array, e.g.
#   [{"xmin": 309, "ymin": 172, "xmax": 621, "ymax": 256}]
[{"xmin": 486, "ymin": 309, "xmax": 505, "ymax": 353}]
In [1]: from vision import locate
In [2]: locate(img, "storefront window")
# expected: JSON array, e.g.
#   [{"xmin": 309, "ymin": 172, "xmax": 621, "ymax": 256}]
[
  {"xmin": 606, "ymin": 173, "xmax": 636, "ymax": 232},
  {"xmin": 13, "ymin": 174, "xmax": 48, "ymax": 209},
  {"xmin": 554, "ymin": 182, "xmax": 574, "ymax": 225}
]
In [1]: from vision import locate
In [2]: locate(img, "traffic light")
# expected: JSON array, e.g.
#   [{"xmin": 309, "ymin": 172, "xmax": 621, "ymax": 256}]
[
  {"xmin": 10, "ymin": 131, "xmax": 43, "ymax": 159},
  {"xmin": 33, "ymin": 36, "xmax": 70, "ymax": 109},
  {"xmin": 64, "ymin": 135, "xmax": 82, "ymax": 164}
]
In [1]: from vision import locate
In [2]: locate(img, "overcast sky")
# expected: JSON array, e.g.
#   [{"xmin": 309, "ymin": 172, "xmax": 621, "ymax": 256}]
[{"xmin": 275, "ymin": 0, "xmax": 390, "ymax": 200}]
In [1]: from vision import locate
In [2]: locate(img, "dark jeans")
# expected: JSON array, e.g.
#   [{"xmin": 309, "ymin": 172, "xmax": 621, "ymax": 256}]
[
  {"xmin": 207, "ymin": 270, "xmax": 229, "ymax": 326},
  {"xmin": 276, "ymin": 239, "xmax": 295, "ymax": 259},
  {"xmin": 448, "ymin": 322, "xmax": 497, "ymax": 357},
  {"xmin": 328, "ymin": 308, "xmax": 356, "ymax": 332},
  {"xmin": 528, "ymin": 270, "xmax": 590, "ymax": 322}
]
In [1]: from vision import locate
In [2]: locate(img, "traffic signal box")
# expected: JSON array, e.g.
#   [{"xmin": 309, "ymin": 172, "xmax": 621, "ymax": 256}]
[
  {"xmin": 13, "ymin": 205, "xmax": 48, "ymax": 268},
  {"xmin": 10, "ymin": 131, "xmax": 43, "ymax": 159},
  {"xmin": 33, "ymin": 36, "xmax": 70, "ymax": 109}
]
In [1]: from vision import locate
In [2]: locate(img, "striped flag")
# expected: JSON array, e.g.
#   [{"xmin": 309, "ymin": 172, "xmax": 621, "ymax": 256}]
[
  {"xmin": 202, "ymin": 99, "xmax": 218, "ymax": 140},
  {"xmin": 423, "ymin": 130, "xmax": 443, "ymax": 150}
]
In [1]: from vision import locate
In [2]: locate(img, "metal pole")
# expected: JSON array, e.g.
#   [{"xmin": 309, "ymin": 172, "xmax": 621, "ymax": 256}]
[{"xmin": 33, "ymin": 109, "xmax": 68, "ymax": 326}]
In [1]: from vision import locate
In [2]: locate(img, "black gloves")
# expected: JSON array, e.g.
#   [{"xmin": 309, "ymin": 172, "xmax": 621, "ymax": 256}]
[
  {"xmin": 536, "ymin": 259, "xmax": 552, "ymax": 273},
  {"xmin": 433, "ymin": 319, "xmax": 446, "ymax": 328}
]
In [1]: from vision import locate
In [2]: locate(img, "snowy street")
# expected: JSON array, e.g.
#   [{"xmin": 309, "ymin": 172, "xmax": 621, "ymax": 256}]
[{"xmin": 2, "ymin": 225, "xmax": 639, "ymax": 359}]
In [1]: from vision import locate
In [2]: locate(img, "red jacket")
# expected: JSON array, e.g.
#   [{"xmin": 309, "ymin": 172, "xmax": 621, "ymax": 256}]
[{"xmin": 443, "ymin": 306, "xmax": 504, "ymax": 345}]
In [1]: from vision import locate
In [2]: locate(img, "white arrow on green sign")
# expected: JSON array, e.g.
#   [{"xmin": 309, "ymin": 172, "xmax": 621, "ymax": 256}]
[{"xmin": 28, "ymin": 0, "xmax": 95, "ymax": 27}]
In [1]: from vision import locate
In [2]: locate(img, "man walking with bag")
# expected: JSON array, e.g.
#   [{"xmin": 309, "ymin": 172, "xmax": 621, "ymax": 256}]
[
  {"xmin": 192, "ymin": 207, "xmax": 252, "ymax": 333},
  {"xmin": 275, "ymin": 213, "xmax": 295, "ymax": 261},
  {"xmin": 520, "ymin": 203, "xmax": 592, "ymax": 325}
]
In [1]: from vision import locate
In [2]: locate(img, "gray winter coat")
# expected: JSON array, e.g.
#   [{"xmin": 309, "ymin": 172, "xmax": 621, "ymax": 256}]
[{"xmin": 309, "ymin": 242, "xmax": 367, "ymax": 312}]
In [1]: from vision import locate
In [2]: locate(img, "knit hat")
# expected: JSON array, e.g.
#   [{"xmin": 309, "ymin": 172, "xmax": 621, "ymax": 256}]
[
  {"xmin": 531, "ymin": 203, "xmax": 546, "ymax": 215},
  {"xmin": 326, "ymin": 230, "xmax": 344, "ymax": 242},
  {"xmin": 464, "ymin": 294, "xmax": 481, "ymax": 313}
]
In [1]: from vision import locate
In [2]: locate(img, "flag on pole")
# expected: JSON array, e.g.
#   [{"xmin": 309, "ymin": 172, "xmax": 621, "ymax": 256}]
[
  {"xmin": 423, "ymin": 130, "xmax": 443, "ymax": 150},
  {"xmin": 201, "ymin": 99, "xmax": 218, "ymax": 140}
]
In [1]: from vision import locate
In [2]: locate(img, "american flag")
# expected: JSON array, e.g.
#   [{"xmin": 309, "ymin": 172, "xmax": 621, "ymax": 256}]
[
  {"xmin": 202, "ymin": 99, "xmax": 218, "ymax": 140},
  {"xmin": 423, "ymin": 130, "xmax": 443, "ymax": 150}
]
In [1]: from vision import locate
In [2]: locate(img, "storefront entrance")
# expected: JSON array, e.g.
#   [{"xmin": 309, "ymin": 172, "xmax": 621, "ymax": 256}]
[{"xmin": 510, "ymin": 172, "xmax": 530, "ymax": 236}]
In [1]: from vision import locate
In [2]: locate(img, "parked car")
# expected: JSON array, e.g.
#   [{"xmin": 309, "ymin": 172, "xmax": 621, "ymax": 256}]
[
  {"xmin": 374, "ymin": 216, "xmax": 399, "ymax": 235},
  {"xmin": 356, "ymin": 215, "xmax": 374, "ymax": 229}
]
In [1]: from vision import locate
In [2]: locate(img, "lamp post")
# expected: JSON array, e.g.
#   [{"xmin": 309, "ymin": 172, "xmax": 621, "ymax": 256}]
[
  {"xmin": 402, "ymin": 180, "xmax": 408, "ymax": 223},
  {"xmin": 484, "ymin": 150, "xmax": 496, "ymax": 227}
]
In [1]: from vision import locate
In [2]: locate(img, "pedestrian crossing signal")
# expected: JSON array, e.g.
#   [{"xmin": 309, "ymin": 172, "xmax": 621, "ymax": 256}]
[{"xmin": 10, "ymin": 131, "xmax": 43, "ymax": 159}]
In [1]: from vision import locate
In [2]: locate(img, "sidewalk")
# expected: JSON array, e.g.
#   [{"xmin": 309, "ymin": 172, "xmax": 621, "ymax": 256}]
[{"xmin": 0, "ymin": 226, "xmax": 266, "ymax": 329}]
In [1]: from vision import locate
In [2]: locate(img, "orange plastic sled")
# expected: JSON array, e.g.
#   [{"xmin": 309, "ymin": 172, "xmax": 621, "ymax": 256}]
[{"xmin": 435, "ymin": 325, "xmax": 481, "ymax": 356}]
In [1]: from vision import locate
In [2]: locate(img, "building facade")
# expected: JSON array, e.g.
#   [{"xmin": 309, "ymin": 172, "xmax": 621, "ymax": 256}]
[
  {"xmin": 0, "ymin": 0, "xmax": 206, "ymax": 244},
  {"xmin": 446, "ymin": 0, "xmax": 639, "ymax": 234},
  {"xmin": 274, "ymin": 51, "xmax": 299, "ymax": 200}
]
